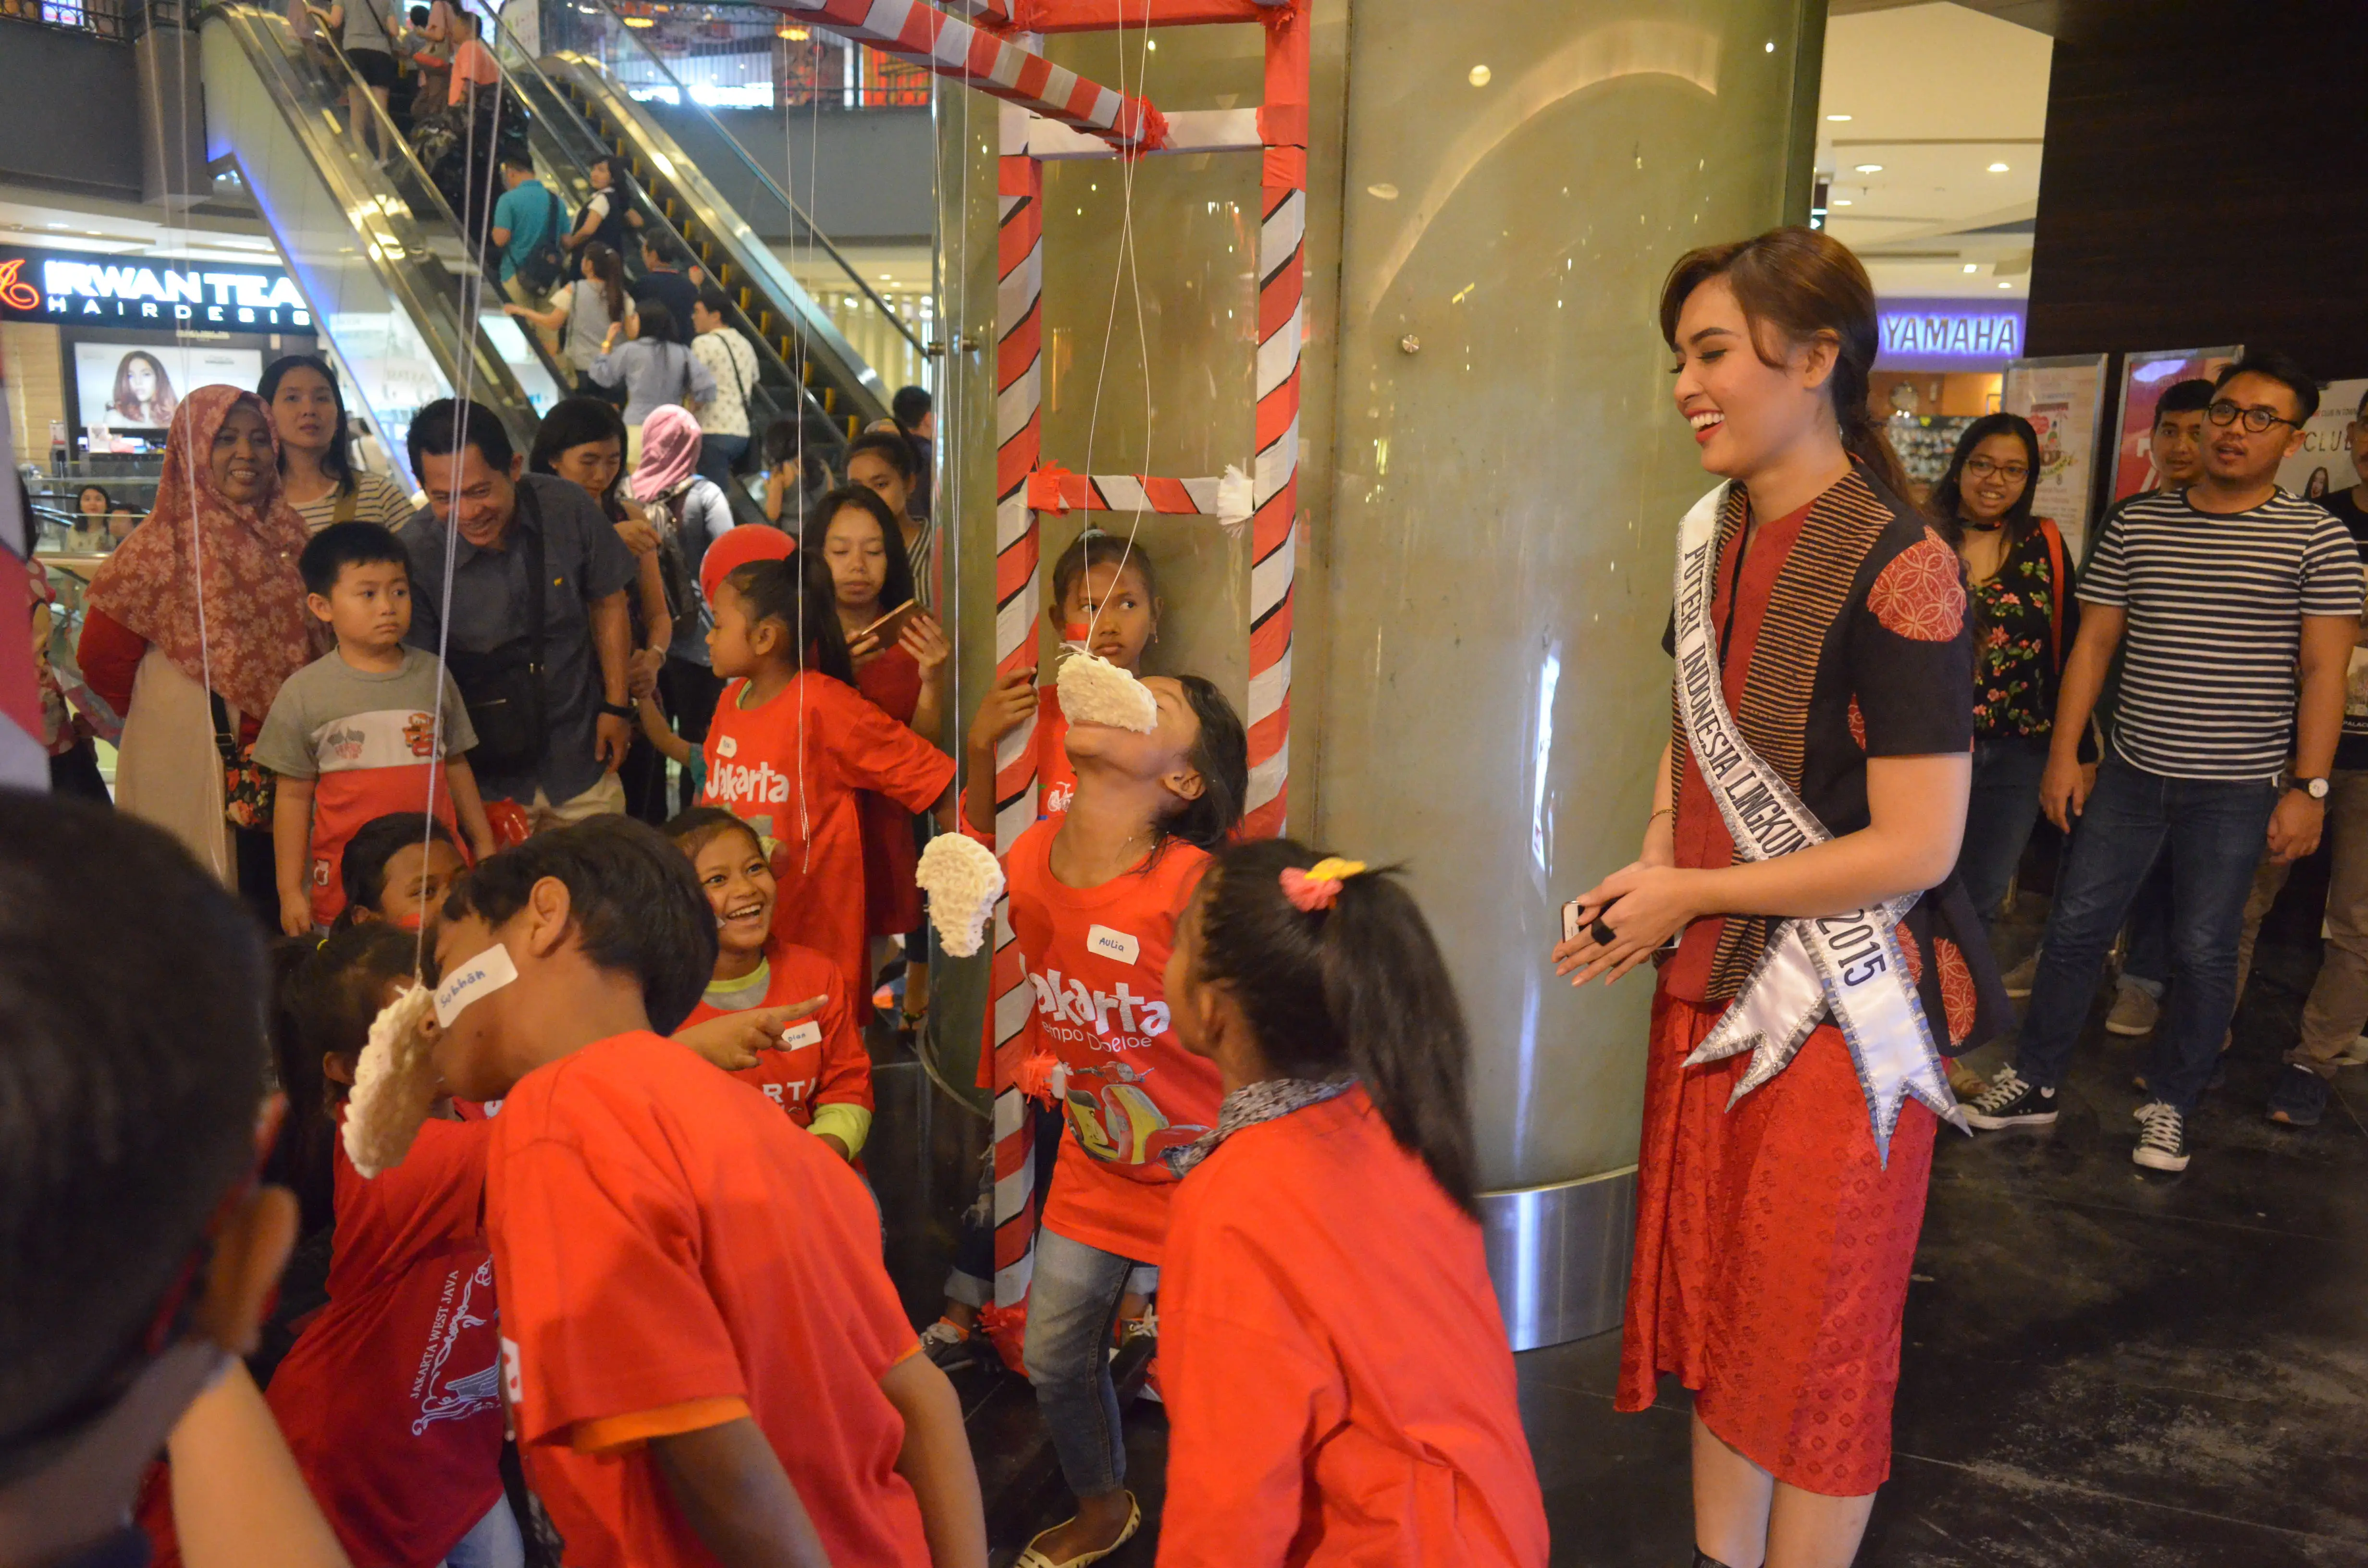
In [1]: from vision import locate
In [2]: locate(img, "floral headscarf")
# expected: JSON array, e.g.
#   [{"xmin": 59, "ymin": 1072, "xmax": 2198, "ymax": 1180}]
[{"xmin": 87, "ymin": 385, "xmax": 319, "ymax": 720}]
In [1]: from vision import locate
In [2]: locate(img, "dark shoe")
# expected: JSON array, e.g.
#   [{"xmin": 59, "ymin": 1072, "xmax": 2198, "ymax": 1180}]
[
  {"xmin": 2132, "ymin": 1101, "xmax": 2191, "ymax": 1172},
  {"xmin": 2266, "ymin": 1065, "xmax": 2331, "ymax": 1127},
  {"xmin": 1693, "ymin": 1554, "xmax": 1738, "ymax": 1568},
  {"xmin": 2001, "ymin": 949, "xmax": 2039, "ymax": 1000},
  {"xmin": 1963, "ymin": 1066, "xmax": 2058, "ymax": 1129}
]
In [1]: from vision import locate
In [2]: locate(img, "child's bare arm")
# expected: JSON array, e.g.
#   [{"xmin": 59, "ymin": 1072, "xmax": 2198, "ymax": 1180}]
[
  {"xmin": 168, "ymin": 1361, "xmax": 353, "ymax": 1568},
  {"xmin": 636, "ymin": 691, "xmax": 694, "ymax": 763},
  {"xmin": 444, "ymin": 759, "xmax": 498, "ymax": 860},
  {"xmin": 649, "ymin": 1417, "xmax": 831, "ymax": 1568},
  {"xmin": 271, "ymin": 777, "xmax": 316, "ymax": 938},
  {"xmin": 879, "ymin": 1353, "xmax": 987, "ymax": 1568}
]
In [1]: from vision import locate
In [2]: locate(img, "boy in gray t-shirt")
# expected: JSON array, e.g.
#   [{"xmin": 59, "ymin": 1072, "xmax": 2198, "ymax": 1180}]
[{"xmin": 256, "ymin": 523, "xmax": 498, "ymax": 933}]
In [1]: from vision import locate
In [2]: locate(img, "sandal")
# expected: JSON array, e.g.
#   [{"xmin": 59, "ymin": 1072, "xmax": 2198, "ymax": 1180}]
[{"xmin": 1013, "ymin": 1494, "xmax": 1142, "ymax": 1568}]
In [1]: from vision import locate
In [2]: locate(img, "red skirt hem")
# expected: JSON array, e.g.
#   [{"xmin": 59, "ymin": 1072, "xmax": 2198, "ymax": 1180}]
[{"xmin": 1616, "ymin": 988, "xmax": 1936, "ymax": 1497}]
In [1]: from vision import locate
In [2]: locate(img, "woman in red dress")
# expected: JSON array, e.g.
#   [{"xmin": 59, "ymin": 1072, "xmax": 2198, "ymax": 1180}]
[{"xmin": 1554, "ymin": 228, "xmax": 2006, "ymax": 1568}]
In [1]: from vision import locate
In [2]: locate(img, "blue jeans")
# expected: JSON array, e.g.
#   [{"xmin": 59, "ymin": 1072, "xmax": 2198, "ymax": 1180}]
[
  {"xmin": 443, "ymin": 1498, "xmax": 523, "ymax": 1568},
  {"xmin": 2119, "ymin": 857, "xmax": 2174, "ymax": 998},
  {"xmin": 696, "ymin": 433, "xmax": 749, "ymax": 490},
  {"xmin": 1024, "ymin": 1226, "xmax": 1139, "ymax": 1498},
  {"xmin": 1958, "ymin": 735, "xmax": 2051, "ymax": 921},
  {"xmin": 2015, "ymin": 758, "xmax": 2280, "ymax": 1113}
]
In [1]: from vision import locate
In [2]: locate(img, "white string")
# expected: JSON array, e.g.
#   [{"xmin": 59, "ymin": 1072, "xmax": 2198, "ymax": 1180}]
[{"xmin": 1078, "ymin": 0, "xmax": 1156, "ymax": 658}]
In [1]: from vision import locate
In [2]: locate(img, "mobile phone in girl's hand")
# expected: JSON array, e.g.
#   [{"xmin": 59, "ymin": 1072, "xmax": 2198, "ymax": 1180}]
[{"xmin": 1562, "ymin": 899, "xmax": 1585, "ymax": 943}]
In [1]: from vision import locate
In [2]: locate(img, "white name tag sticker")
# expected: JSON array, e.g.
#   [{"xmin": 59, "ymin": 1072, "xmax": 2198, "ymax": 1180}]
[
  {"xmin": 1086, "ymin": 924, "xmax": 1141, "ymax": 965},
  {"xmin": 434, "ymin": 943, "xmax": 519, "ymax": 1028},
  {"xmin": 716, "ymin": 735, "xmax": 738, "ymax": 758},
  {"xmin": 784, "ymin": 1020, "xmax": 823, "ymax": 1049}
]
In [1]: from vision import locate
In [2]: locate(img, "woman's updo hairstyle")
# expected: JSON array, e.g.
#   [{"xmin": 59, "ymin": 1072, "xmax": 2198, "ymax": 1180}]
[{"xmin": 1657, "ymin": 226, "xmax": 1913, "ymax": 502}]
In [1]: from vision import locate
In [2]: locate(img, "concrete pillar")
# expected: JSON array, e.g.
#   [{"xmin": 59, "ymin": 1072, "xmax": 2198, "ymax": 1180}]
[{"xmin": 134, "ymin": 1, "xmax": 210, "ymax": 211}]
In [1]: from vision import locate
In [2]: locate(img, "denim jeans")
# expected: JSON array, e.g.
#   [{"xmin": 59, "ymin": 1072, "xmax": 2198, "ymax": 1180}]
[
  {"xmin": 1958, "ymin": 734, "xmax": 2051, "ymax": 921},
  {"xmin": 2015, "ymin": 757, "xmax": 2280, "ymax": 1113},
  {"xmin": 443, "ymin": 1498, "xmax": 523, "ymax": 1568},
  {"xmin": 1024, "ymin": 1226, "xmax": 1140, "ymax": 1498},
  {"xmin": 2120, "ymin": 857, "xmax": 2172, "ymax": 998},
  {"xmin": 696, "ymin": 433, "xmax": 749, "ymax": 491}
]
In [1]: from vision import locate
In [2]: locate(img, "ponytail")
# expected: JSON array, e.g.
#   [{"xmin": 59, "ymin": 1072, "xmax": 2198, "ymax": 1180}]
[
  {"xmin": 585, "ymin": 241, "xmax": 626, "ymax": 324},
  {"xmin": 1659, "ymin": 225, "xmax": 1917, "ymax": 508},
  {"xmin": 1191, "ymin": 838, "xmax": 1478, "ymax": 1212}
]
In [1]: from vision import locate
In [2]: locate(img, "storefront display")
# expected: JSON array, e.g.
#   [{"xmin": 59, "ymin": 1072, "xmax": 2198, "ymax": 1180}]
[
  {"xmin": 2278, "ymin": 377, "xmax": 2366, "ymax": 500},
  {"xmin": 2109, "ymin": 345, "xmax": 2241, "ymax": 501},
  {"xmin": 2004, "ymin": 353, "xmax": 2109, "ymax": 559}
]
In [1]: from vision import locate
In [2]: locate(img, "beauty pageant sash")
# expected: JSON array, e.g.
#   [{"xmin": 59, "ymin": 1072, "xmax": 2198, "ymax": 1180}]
[{"xmin": 1668, "ymin": 482, "xmax": 1967, "ymax": 1159}]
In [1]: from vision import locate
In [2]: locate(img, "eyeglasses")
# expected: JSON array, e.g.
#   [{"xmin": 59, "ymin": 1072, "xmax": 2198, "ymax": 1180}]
[
  {"xmin": 2207, "ymin": 400, "xmax": 2304, "ymax": 435},
  {"xmin": 1963, "ymin": 457, "xmax": 2029, "ymax": 481}
]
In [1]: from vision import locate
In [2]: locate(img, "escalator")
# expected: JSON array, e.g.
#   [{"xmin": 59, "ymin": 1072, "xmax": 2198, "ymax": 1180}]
[
  {"xmin": 197, "ymin": 2, "xmax": 564, "ymax": 479},
  {"xmin": 478, "ymin": 3, "xmax": 915, "ymax": 458}
]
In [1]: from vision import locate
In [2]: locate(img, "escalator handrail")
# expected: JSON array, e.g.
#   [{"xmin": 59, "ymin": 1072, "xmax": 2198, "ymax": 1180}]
[
  {"xmin": 196, "ymin": 3, "xmax": 552, "ymax": 461},
  {"xmin": 548, "ymin": 0, "xmax": 922, "ymax": 359}
]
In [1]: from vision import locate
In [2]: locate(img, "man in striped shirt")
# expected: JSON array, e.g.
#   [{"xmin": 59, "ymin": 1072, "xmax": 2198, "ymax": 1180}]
[{"xmin": 1968, "ymin": 353, "xmax": 2364, "ymax": 1171}]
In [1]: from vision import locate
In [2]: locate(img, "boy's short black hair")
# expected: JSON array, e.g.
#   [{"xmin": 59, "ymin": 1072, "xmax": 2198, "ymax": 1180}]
[
  {"xmin": 2155, "ymin": 378, "xmax": 2217, "ymax": 422},
  {"xmin": 0, "ymin": 794, "xmax": 269, "ymax": 1464},
  {"xmin": 440, "ymin": 816, "xmax": 716, "ymax": 1034},
  {"xmin": 845, "ymin": 428, "xmax": 917, "ymax": 484},
  {"xmin": 407, "ymin": 397, "xmax": 515, "ymax": 479},
  {"xmin": 2215, "ymin": 351, "xmax": 2321, "ymax": 426},
  {"xmin": 340, "ymin": 812, "xmax": 460, "ymax": 915},
  {"xmin": 299, "ymin": 521, "xmax": 409, "ymax": 598},
  {"xmin": 695, "ymin": 288, "xmax": 730, "ymax": 318},
  {"xmin": 891, "ymin": 385, "xmax": 931, "ymax": 429}
]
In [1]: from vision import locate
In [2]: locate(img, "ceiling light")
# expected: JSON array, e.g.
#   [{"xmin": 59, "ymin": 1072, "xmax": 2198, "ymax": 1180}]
[
  {"xmin": 1468, "ymin": 64, "xmax": 1490, "ymax": 86},
  {"xmin": 1988, "ymin": 162, "xmax": 2010, "ymax": 172},
  {"xmin": 1963, "ymin": 263, "xmax": 1978, "ymax": 273},
  {"xmin": 1998, "ymin": 281, "xmax": 2013, "ymax": 289},
  {"xmin": 1854, "ymin": 163, "xmax": 1882, "ymax": 174},
  {"xmin": 1764, "ymin": 40, "xmax": 1775, "ymax": 52},
  {"xmin": 622, "ymin": 14, "xmax": 653, "ymax": 24},
  {"xmin": 1366, "ymin": 182, "xmax": 1399, "ymax": 200},
  {"xmin": 776, "ymin": 24, "xmax": 806, "ymax": 37},
  {"xmin": 1145, "ymin": 37, "xmax": 1155, "ymax": 49},
  {"xmin": 1825, "ymin": 113, "xmax": 1851, "ymax": 122},
  {"xmin": 1832, "ymin": 198, "xmax": 1852, "ymax": 207}
]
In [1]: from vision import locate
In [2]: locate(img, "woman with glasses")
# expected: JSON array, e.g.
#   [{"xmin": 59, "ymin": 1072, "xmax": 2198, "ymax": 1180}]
[{"xmin": 1937, "ymin": 414, "xmax": 2076, "ymax": 951}]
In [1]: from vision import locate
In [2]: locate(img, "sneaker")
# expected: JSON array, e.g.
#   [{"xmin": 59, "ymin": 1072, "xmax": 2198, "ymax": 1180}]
[
  {"xmin": 1963, "ymin": 1066, "xmax": 2058, "ymax": 1129},
  {"xmin": 2265, "ymin": 1065, "xmax": 2331, "ymax": 1127},
  {"xmin": 919, "ymin": 1318, "xmax": 976, "ymax": 1372},
  {"xmin": 1946, "ymin": 1058, "xmax": 1990, "ymax": 1102},
  {"xmin": 2132, "ymin": 1101, "xmax": 2190, "ymax": 1171},
  {"xmin": 2104, "ymin": 984, "xmax": 2160, "ymax": 1037},
  {"xmin": 2001, "ymin": 949, "xmax": 2040, "ymax": 1000},
  {"xmin": 2334, "ymin": 1036, "xmax": 2368, "ymax": 1068}
]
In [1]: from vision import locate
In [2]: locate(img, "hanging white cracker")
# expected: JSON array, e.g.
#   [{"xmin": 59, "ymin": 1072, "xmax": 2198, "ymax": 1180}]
[
  {"xmin": 1057, "ymin": 651, "xmax": 1157, "ymax": 733},
  {"xmin": 918, "ymin": 833, "xmax": 1006, "ymax": 958},
  {"xmin": 342, "ymin": 983, "xmax": 440, "ymax": 1178}
]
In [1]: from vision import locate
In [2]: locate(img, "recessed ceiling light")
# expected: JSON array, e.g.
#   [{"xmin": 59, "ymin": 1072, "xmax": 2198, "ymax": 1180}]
[
  {"xmin": 1854, "ymin": 163, "xmax": 1882, "ymax": 174},
  {"xmin": 1832, "ymin": 198, "xmax": 1853, "ymax": 207},
  {"xmin": 1963, "ymin": 263, "xmax": 1978, "ymax": 273},
  {"xmin": 1998, "ymin": 281, "xmax": 2013, "ymax": 289},
  {"xmin": 1825, "ymin": 113, "xmax": 1851, "ymax": 122},
  {"xmin": 1366, "ymin": 182, "xmax": 1399, "ymax": 200},
  {"xmin": 1468, "ymin": 64, "xmax": 1490, "ymax": 86},
  {"xmin": 1764, "ymin": 40, "xmax": 1775, "ymax": 52},
  {"xmin": 1988, "ymin": 162, "xmax": 2010, "ymax": 172}
]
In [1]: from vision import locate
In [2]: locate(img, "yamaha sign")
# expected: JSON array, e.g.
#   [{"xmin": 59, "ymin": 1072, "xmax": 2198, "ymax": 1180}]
[{"xmin": 0, "ymin": 245, "xmax": 310, "ymax": 331}]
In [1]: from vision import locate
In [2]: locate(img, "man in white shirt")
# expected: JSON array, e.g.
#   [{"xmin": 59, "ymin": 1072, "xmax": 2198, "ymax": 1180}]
[{"xmin": 689, "ymin": 290, "xmax": 758, "ymax": 490}]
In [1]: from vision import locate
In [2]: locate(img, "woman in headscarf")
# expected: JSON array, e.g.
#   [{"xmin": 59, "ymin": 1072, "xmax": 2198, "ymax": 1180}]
[
  {"xmin": 627, "ymin": 404, "xmax": 733, "ymax": 815},
  {"xmin": 79, "ymin": 386, "xmax": 320, "ymax": 906}
]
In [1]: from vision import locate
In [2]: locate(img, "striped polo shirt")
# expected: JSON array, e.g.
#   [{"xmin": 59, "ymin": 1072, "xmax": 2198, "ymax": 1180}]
[{"xmin": 2081, "ymin": 487, "xmax": 2365, "ymax": 780}]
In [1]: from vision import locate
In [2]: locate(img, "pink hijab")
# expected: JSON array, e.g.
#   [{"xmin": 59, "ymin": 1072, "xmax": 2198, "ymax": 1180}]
[
  {"xmin": 629, "ymin": 404, "xmax": 703, "ymax": 506},
  {"xmin": 87, "ymin": 385, "xmax": 319, "ymax": 719}
]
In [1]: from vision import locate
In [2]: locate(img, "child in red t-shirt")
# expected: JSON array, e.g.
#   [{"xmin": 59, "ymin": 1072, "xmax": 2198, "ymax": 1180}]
[
  {"xmin": 700, "ymin": 552, "xmax": 955, "ymax": 1022},
  {"xmin": 261, "ymin": 923, "xmax": 518, "ymax": 1568},
  {"xmin": 330, "ymin": 811, "xmax": 468, "ymax": 932},
  {"xmin": 1154, "ymin": 841, "xmax": 1550, "ymax": 1568},
  {"xmin": 962, "ymin": 529, "xmax": 1159, "ymax": 839},
  {"xmin": 429, "ymin": 816, "xmax": 985, "ymax": 1568},
  {"xmin": 976, "ymin": 673, "xmax": 1246, "ymax": 1568},
  {"xmin": 663, "ymin": 805, "xmax": 873, "ymax": 1161}
]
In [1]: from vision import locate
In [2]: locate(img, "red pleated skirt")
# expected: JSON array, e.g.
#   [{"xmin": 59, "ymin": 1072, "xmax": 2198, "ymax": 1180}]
[{"xmin": 1617, "ymin": 989, "xmax": 1936, "ymax": 1496}]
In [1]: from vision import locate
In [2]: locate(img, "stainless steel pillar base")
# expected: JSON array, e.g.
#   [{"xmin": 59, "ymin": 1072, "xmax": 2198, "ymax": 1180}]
[{"xmin": 1478, "ymin": 1165, "xmax": 1637, "ymax": 1352}]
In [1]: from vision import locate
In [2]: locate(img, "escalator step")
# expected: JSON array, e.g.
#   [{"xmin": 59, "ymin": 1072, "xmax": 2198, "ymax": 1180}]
[
  {"xmin": 822, "ymin": 388, "xmax": 836, "ymax": 413},
  {"xmin": 845, "ymin": 416, "xmax": 858, "ymax": 440}
]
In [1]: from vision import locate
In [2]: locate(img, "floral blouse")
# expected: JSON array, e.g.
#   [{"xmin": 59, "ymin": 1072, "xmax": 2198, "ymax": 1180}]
[{"xmin": 1967, "ymin": 521, "xmax": 2077, "ymax": 739}]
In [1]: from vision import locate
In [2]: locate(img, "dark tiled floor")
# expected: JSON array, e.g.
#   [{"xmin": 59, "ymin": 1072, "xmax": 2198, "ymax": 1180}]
[{"xmin": 965, "ymin": 900, "xmax": 2368, "ymax": 1565}]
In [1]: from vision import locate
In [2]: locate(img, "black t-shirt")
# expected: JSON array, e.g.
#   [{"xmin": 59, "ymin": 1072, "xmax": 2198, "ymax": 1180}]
[{"xmin": 632, "ymin": 267, "xmax": 700, "ymax": 340}]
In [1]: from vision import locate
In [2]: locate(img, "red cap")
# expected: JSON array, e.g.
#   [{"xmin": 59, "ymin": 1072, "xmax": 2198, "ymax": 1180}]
[{"xmin": 701, "ymin": 524, "xmax": 797, "ymax": 606}]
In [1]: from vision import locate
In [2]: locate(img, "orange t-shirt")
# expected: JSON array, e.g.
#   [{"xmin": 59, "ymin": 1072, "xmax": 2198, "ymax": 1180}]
[
  {"xmin": 677, "ymin": 938, "xmax": 872, "ymax": 1125},
  {"xmin": 1032, "ymin": 684, "xmax": 1076, "ymax": 820},
  {"xmin": 485, "ymin": 1032, "xmax": 929, "ymax": 1568},
  {"xmin": 1001, "ymin": 819, "xmax": 1221, "ymax": 1264},
  {"xmin": 1157, "ymin": 1089, "xmax": 1550, "ymax": 1568},
  {"xmin": 701, "ymin": 669, "xmax": 954, "ymax": 1019}
]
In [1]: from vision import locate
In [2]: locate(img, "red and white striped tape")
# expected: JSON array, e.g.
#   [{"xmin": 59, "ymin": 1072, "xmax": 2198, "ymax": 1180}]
[
  {"xmin": 1243, "ymin": 184, "xmax": 1301, "ymax": 838},
  {"xmin": 1023, "ymin": 468, "xmax": 1242, "ymax": 517}
]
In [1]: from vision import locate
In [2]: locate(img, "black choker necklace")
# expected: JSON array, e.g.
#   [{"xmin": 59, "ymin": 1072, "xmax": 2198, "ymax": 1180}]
[{"xmin": 1961, "ymin": 518, "xmax": 2004, "ymax": 532}]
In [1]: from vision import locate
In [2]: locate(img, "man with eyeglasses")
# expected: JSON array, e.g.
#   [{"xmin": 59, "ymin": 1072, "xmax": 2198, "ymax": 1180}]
[{"xmin": 1967, "ymin": 353, "xmax": 2362, "ymax": 1172}]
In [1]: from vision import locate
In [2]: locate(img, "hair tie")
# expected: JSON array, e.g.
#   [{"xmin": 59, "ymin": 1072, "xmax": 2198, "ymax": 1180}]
[{"xmin": 1281, "ymin": 858, "xmax": 1367, "ymax": 913}]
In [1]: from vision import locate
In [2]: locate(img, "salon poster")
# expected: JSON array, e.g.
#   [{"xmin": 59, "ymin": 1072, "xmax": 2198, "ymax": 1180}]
[
  {"xmin": 2003, "ymin": 353, "xmax": 2108, "ymax": 562},
  {"xmin": 2277, "ymin": 377, "xmax": 2367, "ymax": 502},
  {"xmin": 2109, "ymin": 345, "xmax": 2241, "ymax": 502}
]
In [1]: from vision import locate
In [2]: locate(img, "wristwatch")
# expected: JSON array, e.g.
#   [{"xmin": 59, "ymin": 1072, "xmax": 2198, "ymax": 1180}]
[
  {"xmin": 2294, "ymin": 776, "xmax": 2331, "ymax": 800},
  {"xmin": 599, "ymin": 700, "xmax": 635, "ymax": 720}
]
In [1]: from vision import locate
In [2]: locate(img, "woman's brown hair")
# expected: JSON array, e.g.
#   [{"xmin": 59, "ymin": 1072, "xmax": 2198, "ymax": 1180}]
[{"xmin": 1657, "ymin": 226, "xmax": 1913, "ymax": 502}]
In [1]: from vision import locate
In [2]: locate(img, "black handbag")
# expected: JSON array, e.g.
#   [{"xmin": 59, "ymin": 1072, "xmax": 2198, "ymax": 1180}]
[{"xmin": 444, "ymin": 487, "xmax": 547, "ymax": 778}]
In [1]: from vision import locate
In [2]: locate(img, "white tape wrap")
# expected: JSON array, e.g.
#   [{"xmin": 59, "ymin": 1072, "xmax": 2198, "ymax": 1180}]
[{"xmin": 433, "ymin": 943, "xmax": 520, "ymax": 1029}]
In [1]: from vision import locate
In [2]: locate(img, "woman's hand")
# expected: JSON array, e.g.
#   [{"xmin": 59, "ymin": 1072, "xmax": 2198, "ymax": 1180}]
[
  {"xmin": 966, "ymin": 665, "xmax": 1038, "ymax": 759},
  {"xmin": 674, "ymin": 999, "xmax": 828, "ymax": 1071},
  {"xmin": 845, "ymin": 631, "xmax": 881, "ymax": 670},
  {"xmin": 902, "ymin": 612, "xmax": 950, "ymax": 682},
  {"xmin": 1551, "ymin": 862, "xmax": 1702, "ymax": 987},
  {"xmin": 613, "ymin": 515, "xmax": 659, "ymax": 557}
]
